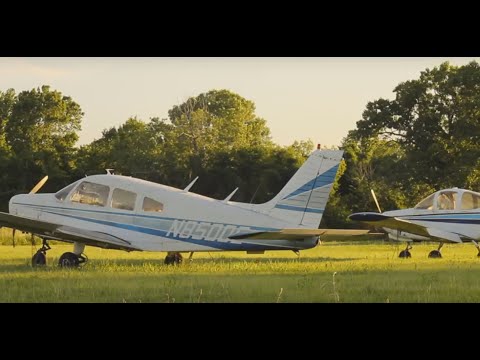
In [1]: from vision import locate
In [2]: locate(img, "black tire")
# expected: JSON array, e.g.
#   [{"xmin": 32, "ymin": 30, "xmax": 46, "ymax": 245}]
[
  {"xmin": 174, "ymin": 253, "xmax": 183, "ymax": 265},
  {"xmin": 428, "ymin": 250, "xmax": 442, "ymax": 259},
  {"xmin": 399, "ymin": 250, "xmax": 411, "ymax": 258},
  {"xmin": 32, "ymin": 251, "xmax": 46, "ymax": 267},
  {"xmin": 58, "ymin": 252, "xmax": 80, "ymax": 267},
  {"xmin": 164, "ymin": 253, "xmax": 183, "ymax": 265}
]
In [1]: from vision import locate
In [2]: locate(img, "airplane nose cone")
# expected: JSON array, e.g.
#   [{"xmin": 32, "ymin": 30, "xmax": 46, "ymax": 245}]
[{"xmin": 9, "ymin": 194, "xmax": 23, "ymax": 214}]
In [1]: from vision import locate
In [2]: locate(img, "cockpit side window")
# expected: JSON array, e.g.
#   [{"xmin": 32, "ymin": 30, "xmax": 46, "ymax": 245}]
[
  {"xmin": 437, "ymin": 191, "xmax": 457, "ymax": 210},
  {"xmin": 142, "ymin": 197, "xmax": 164, "ymax": 212},
  {"xmin": 461, "ymin": 192, "xmax": 480, "ymax": 210},
  {"xmin": 55, "ymin": 183, "xmax": 77, "ymax": 201},
  {"xmin": 414, "ymin": 193, "xmax": 435, "ymax": 210},
  {"xmin": 111, "ymin": 188, "xmax": 137, "ymax": 211},
  {"xmin": 70, "ymin": 181, "xmax": 110, "ymax": 207}
]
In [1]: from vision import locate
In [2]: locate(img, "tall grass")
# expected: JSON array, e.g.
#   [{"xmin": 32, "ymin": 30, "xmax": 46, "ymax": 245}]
[{"xmin": 0, "ymin": 232, "xmax": 479, "ymax": 302}]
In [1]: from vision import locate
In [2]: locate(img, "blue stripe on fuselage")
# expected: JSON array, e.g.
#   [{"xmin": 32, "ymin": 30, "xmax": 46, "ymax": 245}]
[{"xmin": 16, "ymin": 203, "xmax": 296, "ymax": 251}]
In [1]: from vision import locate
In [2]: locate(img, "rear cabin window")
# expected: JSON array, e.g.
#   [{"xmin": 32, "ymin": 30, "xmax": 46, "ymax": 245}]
[
  {"xmin": 143, "ymin": 197, "xmax": 164, "ymax": 212},
  {"xmin": 112, "ymin": 188, "xmax": 137, "ymax": 211},
  {"xmin": 437, "ymin": 191, "xmax": 457, "ymax": 210},
  {"xmin": 55, "ymin": 183, "xmax": 77, "ymax": 201},
  {"xmin": 461, "ymin": 192, "xmax": 480, "ymax": 210},
  {"xmin": 70, "ymin": 181, "xmax": 110, "ymax": 207}
]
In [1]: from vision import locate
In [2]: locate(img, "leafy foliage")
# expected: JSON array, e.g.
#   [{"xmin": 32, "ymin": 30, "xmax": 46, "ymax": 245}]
[{"xmin": 3, "ymin": 61, "xmax": 480, "ymax": 228}]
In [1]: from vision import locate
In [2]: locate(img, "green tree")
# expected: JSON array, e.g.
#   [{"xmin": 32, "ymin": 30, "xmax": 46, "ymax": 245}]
[
  {"xmin": 325, "ymin": 61, "xmax": 480, "ymax": 228},
  {"xmin": 0, "ymin": 89, "xmax": 16, "ymax": 209},
  {"xmin": 353, "ymin": 61, "xmax": 480, "ymax": 191},
  {"xmin": 75, "ymin": 117, "xmax": 171, "ymax": 183},
  {"xmin": 166, "ymin": 90, "xmax": 273, "ymax": 182},
  {"xmin": 4, "ymin": 85, "xmax": 83, "ymax": 192}
]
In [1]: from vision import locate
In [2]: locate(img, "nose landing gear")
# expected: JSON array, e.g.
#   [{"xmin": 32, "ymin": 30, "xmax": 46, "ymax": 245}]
[{"xmin": 428, "ymin": 243, "xmax": 443, "ymax": 259}]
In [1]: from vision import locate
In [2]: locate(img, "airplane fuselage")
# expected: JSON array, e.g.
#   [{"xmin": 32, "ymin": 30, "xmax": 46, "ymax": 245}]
[{"xmin": 9, "ymin": 175, "xmax": 318, "ymax": 252}]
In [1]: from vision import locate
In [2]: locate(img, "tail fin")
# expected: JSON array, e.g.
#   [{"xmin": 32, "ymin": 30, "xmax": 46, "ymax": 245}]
[{"xmin": 256, "ymin": 149, "xmax": 344, "ymax": 228}]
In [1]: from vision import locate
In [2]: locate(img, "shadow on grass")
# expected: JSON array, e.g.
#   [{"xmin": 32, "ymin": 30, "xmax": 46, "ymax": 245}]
[
  {"xmin": 0, "ymin": 255, "xmax": 360, "ymax": 271},
  {"xmin": 84, "ymin": 256, "xmax": 360, "ymax": 267}
]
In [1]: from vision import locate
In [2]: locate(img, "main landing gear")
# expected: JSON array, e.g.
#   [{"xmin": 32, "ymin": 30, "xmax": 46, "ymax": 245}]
[
  {"xmin": 428, "ymin": 243, "xmax": 443, "ymax": 259},
  {"xmin": 398, "ymin": 244, "xmax": 412, "ymax": 258},
  {"xmin": 164, "ymin": 252, "xmax": 183, "ymax": 265},
  {"xmin": 32, "ymin": 239, "xmax": 51, "ymax": 266},
  {"xmin": 58, "ymin": 242, "xmax": 87, "ymax": 267},
  {"xmin": 31, "ymin": 240, "xmax": 87, "ymax": 268}
]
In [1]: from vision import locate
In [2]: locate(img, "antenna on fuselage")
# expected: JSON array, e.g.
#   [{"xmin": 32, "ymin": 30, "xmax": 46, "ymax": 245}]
[
  {"xmin": 223, "ymin": 187, "xmax": 239, "ymax": 202},
  {"xmin": 183, "ymin": 176, "xmax": 199, "ymax": 192},
  {"xmin": 106, "ymin": 169, "xmax": 115, "ymax": 175}
]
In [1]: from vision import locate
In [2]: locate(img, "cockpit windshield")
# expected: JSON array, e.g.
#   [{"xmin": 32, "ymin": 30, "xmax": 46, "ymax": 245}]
[
  {"xmin": 414, "ymin": 193, "xmax": 435, "ymax": 210},
  {"xmin": 54, "ymin": 182, "xmax": 78, "ymax": 201}
]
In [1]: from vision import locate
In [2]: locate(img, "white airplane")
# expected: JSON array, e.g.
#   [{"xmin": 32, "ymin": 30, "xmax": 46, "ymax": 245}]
[
  {"xmin": 349, "ymin": 188, "xmax": 480, "ymax": 258},
  {"xmin": 0, "ymin": 147, "xmax": 368, "ymax": 267}
]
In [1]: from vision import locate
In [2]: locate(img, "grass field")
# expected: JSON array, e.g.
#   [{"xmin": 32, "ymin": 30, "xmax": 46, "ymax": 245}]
[{"xmin": 1, "ymin": 229, "xmax": 480, "ymax": 302}]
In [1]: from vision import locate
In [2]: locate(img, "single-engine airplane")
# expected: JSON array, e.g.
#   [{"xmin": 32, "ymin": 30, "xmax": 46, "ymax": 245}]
[
  {"xmin": 349, "ymin": 188, "xmax": 480, "ymax": 258},
  {"xmin": 1, "ymin": 147, "xmax": 369, "ymax": 267}
]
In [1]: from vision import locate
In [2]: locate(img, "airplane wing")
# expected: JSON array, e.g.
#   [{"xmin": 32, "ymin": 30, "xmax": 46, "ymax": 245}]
[
  {"xmin": 0, "ymin": 212, "xmax": 139, "ymax": 251},
  {"xmin": 348, "ymin": 212, "xmax": 465, "ymax": 243},
  {"xmin": 229, "ymin": 228, "xmax": 373, "ymax": 241}
]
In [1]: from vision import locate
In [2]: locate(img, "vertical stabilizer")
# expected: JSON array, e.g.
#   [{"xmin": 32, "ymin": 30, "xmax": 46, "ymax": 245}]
[{"xmin": 256, "ymin": 149, "xmax": 343, "ymax": 228}]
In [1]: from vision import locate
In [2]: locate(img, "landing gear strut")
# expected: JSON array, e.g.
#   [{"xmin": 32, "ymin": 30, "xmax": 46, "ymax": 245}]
[
  {"xmin": 32, "ymin": 239, "xmax": 51, "ymax": 267},
  {"xmin": 428, "ymin": 243, "xmax": 443, "ymax": 259},
  {"xmin": 58, "ymin": 242, "xmax": 87, "ymax": 268},
  {"xmin": 164, "ymin": 252, "xmax": 183, "ymax": 265},
  {"xmin": 399, "ymin": 244, "xmax": 412, "ymax": 258},
  {"xmin": 472, "ymin": 240, "xmax": 480, "ymax": 257}
]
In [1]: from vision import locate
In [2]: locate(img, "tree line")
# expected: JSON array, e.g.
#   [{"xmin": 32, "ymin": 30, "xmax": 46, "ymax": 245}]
[{"xmin": 1, "ymin": 61, "xmax": 480, "ymax": 228}]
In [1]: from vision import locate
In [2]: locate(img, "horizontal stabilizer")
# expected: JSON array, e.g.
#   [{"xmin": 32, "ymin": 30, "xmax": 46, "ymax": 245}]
[{"xmin": 229, "ymin": 228, "xmax": 371, "ymax": 241}]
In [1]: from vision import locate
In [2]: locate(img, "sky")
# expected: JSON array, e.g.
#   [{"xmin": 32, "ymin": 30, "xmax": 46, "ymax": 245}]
[{"xmin": 1, "ymin": 57, "xmax": 478, "ymax": 148}]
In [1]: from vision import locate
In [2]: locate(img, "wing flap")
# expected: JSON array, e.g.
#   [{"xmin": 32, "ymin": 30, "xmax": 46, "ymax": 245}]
[{"xmin": 229, "ymin": 228, "xmax": 371, "ymax": 241}]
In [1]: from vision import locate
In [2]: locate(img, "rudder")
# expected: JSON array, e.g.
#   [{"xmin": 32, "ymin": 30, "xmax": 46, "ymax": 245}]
[{"xmin": 257, "ymin": 148, "xmax": 343, "ymax": 228}]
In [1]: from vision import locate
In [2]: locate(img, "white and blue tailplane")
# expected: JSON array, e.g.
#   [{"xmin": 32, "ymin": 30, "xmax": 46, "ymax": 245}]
[{"xmin": 235, "ymin": 149, "xmax": 343, "ymax": 228}]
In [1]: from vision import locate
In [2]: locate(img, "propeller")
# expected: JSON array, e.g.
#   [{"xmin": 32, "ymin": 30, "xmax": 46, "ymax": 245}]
[
  {"xmin": 371, "ymin": 189, "xmax": 382, "ymax": 213},
  {"xmin": 370, "ymin": 189, "xmax": 389, "ymax": 241},
  {"xmin": 29, "ymin": 175, "xmax": 48, "ymax": 194}
]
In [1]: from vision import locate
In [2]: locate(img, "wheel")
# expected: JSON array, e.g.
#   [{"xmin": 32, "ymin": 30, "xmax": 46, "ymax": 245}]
[
  {"xmin": 164, "ymin": 253, "xmax": 183, "ymax": 265},
  {"xmin": 399, "ymin": 250, "xmax": 411, "ymax": 258},
  {"xmin": 58, "ymin": 252, "xmax": 80, "ymax": 267},
  {"xmin": 173, "ymin": 253, "xmax": 183, "ymax": 265},
  {"xmin": 428, "ymin": 250, "xmax": 442, "ymax": 258},
  {"xmin": 164, "ymin": 253, "xmax": 175, "ymax": 265},
  {"xmin": 32, "ymin": 251, "xmax": 46, "ymax": 267}
]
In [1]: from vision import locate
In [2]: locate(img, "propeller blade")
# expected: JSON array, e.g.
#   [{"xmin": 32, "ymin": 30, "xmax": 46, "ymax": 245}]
[
  {"xmin": 371, "ymin": 189, "xmax": 382, "ymax": 213},
  {"xmin": 29, "ymin": 175, "xmax": 48, "ymax": 194}
]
